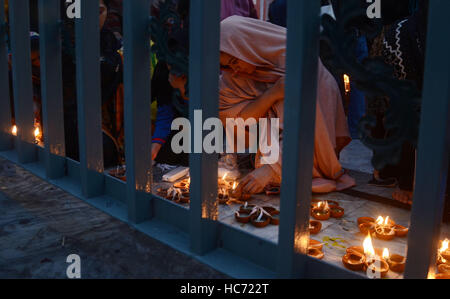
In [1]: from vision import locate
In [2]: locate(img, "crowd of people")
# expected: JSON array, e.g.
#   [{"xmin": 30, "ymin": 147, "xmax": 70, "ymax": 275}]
[{"xmin": 3, "ymin": 0, "xmax": 449, "ymax": 219}]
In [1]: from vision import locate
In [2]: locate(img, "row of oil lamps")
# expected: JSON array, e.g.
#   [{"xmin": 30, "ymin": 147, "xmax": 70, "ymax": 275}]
[{"xmin": 11, "ymin": 124, "xmax": 43, "ymax": 144}]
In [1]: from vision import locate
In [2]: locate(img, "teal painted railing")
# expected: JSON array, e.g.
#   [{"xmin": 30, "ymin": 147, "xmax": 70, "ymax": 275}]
[{"xmin": 0, "ymin": 0, "xmax": 448, "ymax": 279}]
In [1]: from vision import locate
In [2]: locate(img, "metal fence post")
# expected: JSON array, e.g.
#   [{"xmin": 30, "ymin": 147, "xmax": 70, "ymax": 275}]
[
  {"xmin": 404, "ymin": 0, "xmax": 450, "ymax": 279},
  {"xmin": 0, "ymin": 0, "xmax": 12, "ymax": 151},
  {"xmin": 188, "ymin": 0, "xmax": 221, "ymax": 255},
  {"xmin": 277, "ymin": 0, "xmax": 321, "ymax": 278},
  {"xmin": 39, "ymin": 0, "xmax": 66, "ymax": 179},
  {"xmin": 75, "ymin": 0, "xmax": 104, "ymax": 197},
  {"xmin": 8, "ymin": 0, "xmax": 37, "ymax": 163},
  {"xmin": 123, "ymin": 0, "xmax": 152, "ymax": 224}
]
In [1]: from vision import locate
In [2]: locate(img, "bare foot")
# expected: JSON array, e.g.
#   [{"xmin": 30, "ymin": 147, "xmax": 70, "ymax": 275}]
[{"xmin": 392, "ymin": 188, "xmax": 413, "ymax": 205}]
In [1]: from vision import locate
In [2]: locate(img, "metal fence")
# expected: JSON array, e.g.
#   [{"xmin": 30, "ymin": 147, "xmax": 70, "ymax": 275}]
[{"xmin": 0, "ymin": 0, "xmax": 449, "ymax": 279}]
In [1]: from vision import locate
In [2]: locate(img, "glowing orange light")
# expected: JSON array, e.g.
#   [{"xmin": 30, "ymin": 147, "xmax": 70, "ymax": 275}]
[
  {"xmin": 11, "ymin": 125, "xmax": 17, "ymax": 136},
  {"xmin": 439, "ymin": 239, "xmax": 449, "ymax": 264},
  {"xmin": 232, "ymin": 182, "xmax": 237, "ymax": 190},
  {"xmin": 363, "ymin": 233, "xmax": 376, "ymax": 259},
  {"xmin": 382, "ymin": 248, "xmax": 390, "ymax": 261},
  {"xmin": 344, "ymin": 74, "xmax": 351, "ymax": 94}
]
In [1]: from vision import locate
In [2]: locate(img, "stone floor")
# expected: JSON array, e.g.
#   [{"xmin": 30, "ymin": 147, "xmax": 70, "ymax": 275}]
[
  {"xmin": 2, "ymin": 140, "xmax": 449, "ymax": 279},
  {"xmin": 153, "ymin": 140, "xmax": 450, "ymax": 279},
  {"xmin": 0, "ymin": 158, "xmax": 227, "ymax": 279}
]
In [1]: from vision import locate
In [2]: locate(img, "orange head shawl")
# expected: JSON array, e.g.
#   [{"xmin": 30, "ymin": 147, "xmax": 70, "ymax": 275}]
[{"xmin": 220, "ymin": 16, "xmax": 286, "ymax": 83}]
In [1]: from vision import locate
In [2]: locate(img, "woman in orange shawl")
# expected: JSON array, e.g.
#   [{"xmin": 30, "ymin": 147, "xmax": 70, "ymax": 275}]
[{"xmin": 219, "ymin": 16, "xmax": 355, "ymax": 194}]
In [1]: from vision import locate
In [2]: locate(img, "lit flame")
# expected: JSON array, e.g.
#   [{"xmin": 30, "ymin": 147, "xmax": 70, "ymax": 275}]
[
  {"xmin": 439, "ymin": 239, "xmax": 449, "ymax": 254},
  {"xmin": 12, "ymin": 125, "xmax": 17, "ymax": 136},
  {"xmin": 344, "ymin": 74, "xmax": 351, "ymax": 93},
  {"xmin": 376, "ymin": 216, "xmax": 391, "ymax": 226},
  {"xmin": 232, "ymin": 182, "xmax": 237, "ymax": 190},
  {"xmin": 376, "ymin": 216, "xmax": 384, "ymax": 225},
  {"xmin": 363, "ymin": 233, "xmax": 376, "ymax": 258},
  {"xmin": 222, "ymin": 173, "xmax": 228, "ymax": 181},
  {"xmin": 34, "ymin": 127, "xmax": 40, "ymax": 138},
  {"xmin": 439, "ymin": 239, "xmax": 449, "ymax": 263},
  {"xmin": 383, "ymin": 248, "xmax": 390, "ymax": 260},
  {"xmin": 34, "ymin": 125, "xmax": 42, "ymax": 143}
]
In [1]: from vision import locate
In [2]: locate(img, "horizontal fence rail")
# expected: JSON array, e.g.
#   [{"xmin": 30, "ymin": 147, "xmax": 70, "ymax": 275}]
[{"xmin": 0, "ymin": 0, "xmax": 447, "ymax": 279}]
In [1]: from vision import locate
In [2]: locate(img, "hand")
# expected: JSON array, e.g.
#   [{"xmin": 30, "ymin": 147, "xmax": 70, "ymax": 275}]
[
  {"xmin": 238, "ymin": 165, "xmax": 275, "ymax": 195},
  {"xmin": 151, "ymin": 143, "xmax": 163, "ymax": 161}
]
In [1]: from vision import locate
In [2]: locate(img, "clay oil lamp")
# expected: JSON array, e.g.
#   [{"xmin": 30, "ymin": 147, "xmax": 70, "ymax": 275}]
[
  {"xmin": 34, "ymin": 124, "xmax": 43, "ymax": 144},
  {"xmin": 359, "ymin": 222, "xmax": 376, "ymax": 235},
  {"xmin": 235, "ymin": 210, "xmax": 252, "ymax": 224},
  {"xmin": 308, "ymin": 247, "xmax": 324, "ymax": 260},
  {"xmin": 357, "ymin": 217, "xmax": 375, "ymax": 226},
  {"xmin": 329, "ymin": 205, "xmax": 345, "ymax": 219},
  {"xmin": 309, "ymin": 220, "xmax": 322, "ymax": 235},
  {"xmin": 250, "ymin": 208, "xmax": 271, "ymax": 228},
  {"xmin": 263, "ymin": 206, "xmax": 280, "ymax": 225},
  {"xmin": 342, "ymin": 248, "xmax": 366, "ymax": 271},
  {"xmin": 108, "ymin": 165, "xmax": 127, "ymax": 182},
  {"xmin": 393, "ymin": 224, "xmax": 409, "ymax": 237},
  {"xmin": 11, "ymin": 125, "xmax": 17, "ymax": 136},
  {"xmin": 437, "ymin": 239, "xmax": 450, "ymax": 265},
  {"xmin": 438, "ymin": 264, "xmax": 450, "ymax": 275},
  {"xmin": 374, "ymin": 216, "xmax": 396, "ymax": 241},
  {"xmin": 230, "ymin": 182, "xmax": 251, "ymax": 201},
  {"xmin": 218, "ymin": 188, "xmax": 230, "ymax": 205},
  {"xmin": 346, "ymin": 246, "xmax": 383, "ymax": 257},
  {"xmin": 363, "ymin": 234, "xmax": 389, "ymax": 278},
  {"xmin": 384, "ymin": 248, "xmax": 406, "ymax": 273},
  {"xmin": 265, "ymin": 185, "xmax": 281, "ymax": 196},
  {"xmin": 311, "ymin": 199, "xmax": 339, "ymax": 209},
  {"xmin": 311, "ymin": 201, "xmax": 331, "ymax": 221},
  {"xmin": 166, "ymin": 187, "xmax": 183, "ymax": 202},
  {"xmin": 309, "ymin": 239, "xmax": 324, "ymax": 251},
  {"xmin": 174, "ymin": 177, "xmax": 190, "ymax": 190},
  {"xmin": 239, "ymin": 202, "xmax": 256, "ymax": 214}
]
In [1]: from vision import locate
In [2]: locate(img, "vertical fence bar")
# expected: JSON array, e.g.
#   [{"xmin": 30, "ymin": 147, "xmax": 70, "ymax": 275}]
[
  {"xmin": 75, "ymin": 0, "xmax": 104, "ymax": 197},
  {"xmin": 0, "ymin": 0, "xmax": 12, "ymax": 150},
  {"xmin": 39, "ymin": 0, "xmax": 66, "ymax": 179},
  {"xmin": 8, "ymin": 0, "xmax": 36, "ymax": 163},
  {"xmin": 188, "ymin": 0, "xmax": 221, "ymax": 255},
  {"xmin": 277, "ymin": 0, "xmax": 321, "ymax": 278},
  {"xmin": 404, "ymin": 0, "xmax": 450, "ymax": 279},
  {"xmin": 123, "ymin": 0, "xmax": 152, "ymax": 224}
]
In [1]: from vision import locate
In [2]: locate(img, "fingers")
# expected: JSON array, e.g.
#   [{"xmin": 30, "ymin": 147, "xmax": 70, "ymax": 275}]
[{"xmin": 242, "ymin": 176, "xmax": 264, "ymax": 195}]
